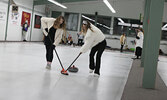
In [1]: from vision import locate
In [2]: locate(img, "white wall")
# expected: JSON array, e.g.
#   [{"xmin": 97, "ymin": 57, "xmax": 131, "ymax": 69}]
[
  {"xmin": 105, "ymin": 35, "xmax": 135, "ymax": 49},
  {"xmin": 31, "ymin": 5, "xmax": 46, "ymax": 41},
  {"xmin": 160, "ymin": 41, "xmax": 167, "ymax": 54},
  {"xmin": 7, "ymin": 5, "xmax": 30, "ymax": 41},
  {"xmin": 0, "ymin": 0, "xmax": 45, "ymax": 41},
  {"xmin": 163, "ymin": 2, "xmax": 167, "ymax": 22},
  {"xmin": 0, "ymin": 1, "xmax": 7, "ymax": 41}
]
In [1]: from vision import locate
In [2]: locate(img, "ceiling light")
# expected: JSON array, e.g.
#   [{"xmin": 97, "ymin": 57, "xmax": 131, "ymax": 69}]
[
  {"xmin": 103, "ymin": 0, "xmax": 116, "ymax": 13},
  {"xmin": 82, "ymin": 15, "xmax": 95, "ymax": 22},
  {"xmin": 118, "ymin": 18, "xmax": 124, "ymax": 23},
  {"xmin": 162, "ymin": 24, "xmax": 167, "ymax": 29},
  {"xmin": 82, "ymin": 15, "xmax": 111, "ymax": 29},
  {"xmin": 48, "ymin": 0, "xmax": 67, "ymax": 9}
]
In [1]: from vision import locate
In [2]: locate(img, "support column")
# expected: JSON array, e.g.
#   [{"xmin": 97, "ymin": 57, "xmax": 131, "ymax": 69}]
[
  {"xmin": 95, "ymin": 12, "xmax": 98, "ymax": 26},
  {"xmin": 5, "ymin": 0, "xmax": 10, "ymax": 41},
  {"xmin": 141, "ymin": 0, "xmax": 151, "ymax": 67},
  {"xmin": 142, "ymin": 0, "xmax": 165, "ymax": 89},
  {"xmin": 30, "ymin": 1, "xmax": 34, "ymax": 41},
  {"xmin": 127, "ymin": 19, "xmax": 131, "ymax": 37},
  {"xmin": 77, "ymin": 13, "xmax": 81, "ymax": 32},
  {"xmin": 110, "ymin": 16, "xmax": 114, "ymax": 35}
]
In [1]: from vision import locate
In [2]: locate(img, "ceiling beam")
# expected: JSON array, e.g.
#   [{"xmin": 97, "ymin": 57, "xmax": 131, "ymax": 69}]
[
  {"xmin": 34, "ymin": 0, "xmax": 97, "ymax": 6},
  {"xmin": 34, "ymin": 0, "xmax": 51, "ymax": 5}
]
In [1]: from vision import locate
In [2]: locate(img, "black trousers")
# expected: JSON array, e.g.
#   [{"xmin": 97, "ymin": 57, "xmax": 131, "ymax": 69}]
[
  {"xmin": 89, "ymin": 39, "xmax": 107, "ymax": 75},
  {"xmin": 135, "ymin": 47, "xmax": 142, "ymax": 58},
  {"xmin": 120, "ymin": 44, "xmax": 124, "ymax": 52},
  {"xmin": 45, "ymin": 45, "xmax": 54, "ymax": 62}
]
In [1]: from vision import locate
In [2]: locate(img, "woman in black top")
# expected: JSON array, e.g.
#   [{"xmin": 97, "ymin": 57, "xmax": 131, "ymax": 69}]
[{"xmin": 41, "ymin": 16, "xmax": 66, "ymax": 69}]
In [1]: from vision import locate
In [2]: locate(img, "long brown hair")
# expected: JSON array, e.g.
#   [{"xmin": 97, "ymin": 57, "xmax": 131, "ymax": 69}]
[
  {"xmin": 139, "ymin": 27, "xmax": 144, "ymax": 33},
  {"xmin": 53, "ymin": 16, "xmax": 66, "ymax": 30},
  {"xmin": 81, "ymin": 20, "xmax": 93, "ymax": 34}
]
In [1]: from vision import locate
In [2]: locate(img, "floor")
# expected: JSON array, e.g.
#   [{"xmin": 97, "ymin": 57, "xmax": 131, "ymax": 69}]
[
  {"xmin": 121, "ymin": 59, "xmax": 167, "ymax": 100},
  {"xmin": 158, "ymin": 56, "xmax": 167, "ymax": 86},
  {"xmin": 0, "ymin": 42, "xmax": 134, "ymax": 100}
]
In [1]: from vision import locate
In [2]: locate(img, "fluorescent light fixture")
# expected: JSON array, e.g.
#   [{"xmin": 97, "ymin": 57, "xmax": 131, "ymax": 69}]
[
  {"xmin": 48, "ymin": 0, "xmax": 67, "ymax": 9},
  {"xmin": 118, "ymin": 22, "xmax": 143, "ymax": 28},
  {"xmin": 132, "ymin": 24, "xmax": 140, "ymax": 28},
  {"xmin": 103, "ymin": 0, "xmax": 116, "ymax": 13},
  {"xmin": 162, "ymin": 24, "xmax": 167, "ymax": 29},
  {"xmin": 161, "ymin": 24, "xmax": 167, "ymax": 30},
  {"xmin": 82, "ymin": 15, "xmax": 95, "ymax": 22},
  {"xmin": 118, "ymin": 22, "xmax": 130, "ymax": 27},
  {"xmin": 82, "ymin": 15, "xmax": 112, "ymax": 29},
  {"xmin": 118, "ymin": 18, "xmax": 124, "ymax": 23},
  {"xmin": 162, "ymin": 28, "xmax": 167, "ymax": 31}
]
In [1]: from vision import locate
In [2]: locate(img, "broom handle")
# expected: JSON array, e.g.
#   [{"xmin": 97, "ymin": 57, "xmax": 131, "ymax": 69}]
[{"xmin": 66, "ymin": 53, "xmax": 81, "ymax": 71}]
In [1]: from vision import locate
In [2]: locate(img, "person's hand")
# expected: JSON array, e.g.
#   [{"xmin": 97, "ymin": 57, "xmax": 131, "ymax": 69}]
[
  {"xmin": 45, "ymin": 28, "xmax": 48, "ymax": 33},
  {"xmin": 80, "ymin": 52, "xmax": 82, "ymax": 54},
  {"xmin": 52, "ymin": 45, "xmax": 55, "ymax": 49}
]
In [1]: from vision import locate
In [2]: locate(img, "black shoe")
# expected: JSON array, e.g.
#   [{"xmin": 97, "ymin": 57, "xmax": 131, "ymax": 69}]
[{"xmin": 23, "ymin": 40, "xmax": 27, "ymax": 42}]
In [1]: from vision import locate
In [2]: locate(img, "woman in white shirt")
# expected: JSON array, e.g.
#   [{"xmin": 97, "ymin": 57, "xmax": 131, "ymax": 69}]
[
  {"xmin": 80, "ymin": 20, "xmax": 107, "ymax": 76},
  {"xmin": 135, "ymin": 28, "xmax": 144, "ymax": 59},
  {"xmin": 41, "ymin": 16, "xmax": 66, "ymax": 69}
]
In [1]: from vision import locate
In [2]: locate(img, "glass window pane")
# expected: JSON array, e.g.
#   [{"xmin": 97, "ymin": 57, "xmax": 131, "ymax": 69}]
[
  {"xmin": 113, "ymin": 17, "xmax": 142, "ymax": 37},
  {"xmin": 65, "ymin": 13, "xmax": 79, "ymax": 31},
  {"xmin": 81, "ymin": 14, "xmax": 111, "ymax": 34},
  {"xmin": 162, "ymin": 23, "xmax": 167, "ymax": 40}
]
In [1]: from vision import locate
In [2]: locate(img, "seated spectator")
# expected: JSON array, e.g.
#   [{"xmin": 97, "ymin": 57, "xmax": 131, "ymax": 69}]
[
  {"xmin": 77, "ymin": 32, "xmax": 84, "ymax": 46},
  {"xmin": 68, "ymin": 34, "xmax": 73, "ymax": 45}
]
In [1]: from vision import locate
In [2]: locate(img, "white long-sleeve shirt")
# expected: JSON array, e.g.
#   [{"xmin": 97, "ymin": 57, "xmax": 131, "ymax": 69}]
[
  {"xmin": 41, "ymin": 17, "xmax": 56, "ymax": 36},
  {"xmin": 80, "ymin": 24, "xmax": 105, "ymax": 53},
  {"xmin": 41, "ymin": 17, "xmax": 64, "ymax": 46},
  {"xmin": 135, "ymin": 31, "xmax": 144, "ymax": 48}
]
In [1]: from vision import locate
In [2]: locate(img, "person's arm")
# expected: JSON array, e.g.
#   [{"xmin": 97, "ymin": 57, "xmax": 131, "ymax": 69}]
[
  {"xmin": 41, "ymin": 17, "xmax": 49, "ymax": 36},
  {"xmin": 41, "ymin": 17, "xmax": 55, "ymax": 36},
  {"xmin": 136, "ymin": 33, "xmax": 140, "ymax": 39},
  {"xmin": 80, "ymin": 32, "xmax": 95, "ymax": 53}
]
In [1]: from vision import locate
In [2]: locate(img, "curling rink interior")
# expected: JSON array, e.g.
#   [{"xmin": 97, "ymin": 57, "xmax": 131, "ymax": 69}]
[{"xmin": 0, "ymin": 42, "xmax": 167, "ymax": 100}]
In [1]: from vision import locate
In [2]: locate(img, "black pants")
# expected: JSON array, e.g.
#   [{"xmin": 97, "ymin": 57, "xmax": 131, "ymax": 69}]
[
  {"xmin": 89, "ymin": 40, "xmax": 106, "ymax": 75},
  {"xmin": 45, "ymin": 45, "xmax": 54, "ymax": 62},
  {"xmin": 135, "ymin": 47, "xmax": 142, "ymax": 58},
  {"xmin": 120, "ymin": 44, "xmax": 124, "ymax": 52}
]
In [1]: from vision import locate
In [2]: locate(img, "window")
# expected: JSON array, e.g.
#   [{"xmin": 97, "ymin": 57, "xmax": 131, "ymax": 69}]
[
  {"xmin": 97, "ymin": 16, "xmax": 111, "ymax": 34},
  {"xmin": 113, "ymin": 17, "xmax": 142, "ymax": 37},
  {"xmin": 81, "ymin": 14, "xmax": 111, "ymax": 34},
  {"xmin": 161, "ymin": 23, "xmax": 167, "ymax": 40},
  {"xmin": 64, "ymin": 12, "xmax": 79, "ymax": 31}
]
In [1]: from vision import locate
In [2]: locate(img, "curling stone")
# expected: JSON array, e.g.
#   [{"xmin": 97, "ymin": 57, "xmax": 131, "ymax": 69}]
[{"xmin": 68, "ymin": 65, "xmax": 79, "ymax": 73}]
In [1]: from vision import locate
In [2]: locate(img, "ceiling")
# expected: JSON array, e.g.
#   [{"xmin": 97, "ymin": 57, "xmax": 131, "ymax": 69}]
[
  {"xmin": 33, "ymin": 0, "xmax": 167, "ymax": 22},
  {"xmin": 34, "ymin": 0, "xmax": 167, "ymax": 5},
  {"xmin": 34, "ymin": 0, "xmax": 98, "ymax": 5}
]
